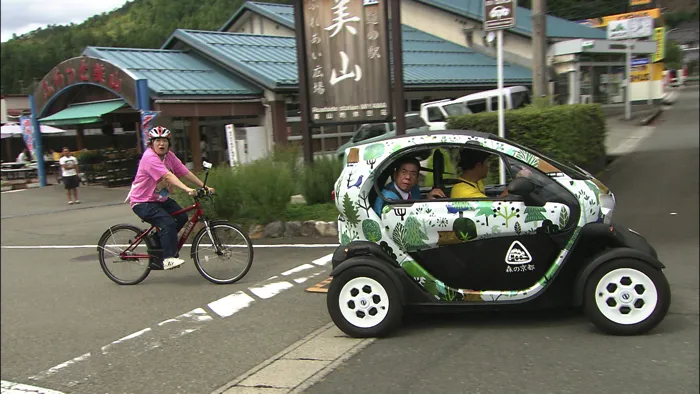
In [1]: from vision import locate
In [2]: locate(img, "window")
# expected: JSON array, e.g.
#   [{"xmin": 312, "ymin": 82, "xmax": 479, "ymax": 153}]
[
  {"xmin": 466, "ymin": 99, "xmax": 487, "ymax": 114},
  {"xmin": 443, "ymin": 102, "xmax": 472, "ymax": 116},
  {"xmin": 405, "ymin": 114, "xmax": 428, "ymax": 129},
  {"xmin": 503, "ymin": 155, "xmax": 579, "ymax": 208},
  {"xmin": 511, "ymin": 91, "xmax": 531, "ymax": 109},
  {"xmin": 352, "ymin": 124, "xmax": 386, "ymax": 142},
  {"xmin": 427, "ymin": 107, "xmax": 445, "ymax": 122}
]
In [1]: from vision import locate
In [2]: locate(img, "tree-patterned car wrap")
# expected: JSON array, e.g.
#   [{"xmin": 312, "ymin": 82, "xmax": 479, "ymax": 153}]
[{"xmin": 334, "ymin": 132, "xmax": 614, "ymax": 303}]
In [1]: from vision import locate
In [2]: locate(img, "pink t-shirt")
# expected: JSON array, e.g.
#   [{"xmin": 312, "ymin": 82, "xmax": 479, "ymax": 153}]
[{"xmin": 128, "ymin": 149, "xmax": 189, "ymax": 207}]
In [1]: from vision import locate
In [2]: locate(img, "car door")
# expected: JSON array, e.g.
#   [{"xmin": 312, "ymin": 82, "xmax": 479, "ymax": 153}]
[{"xmin": 401, "ymin": 147, "xmax": 580, "ymax": 292}]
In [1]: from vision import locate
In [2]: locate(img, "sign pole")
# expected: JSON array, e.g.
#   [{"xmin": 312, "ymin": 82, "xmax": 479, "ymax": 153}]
[
  {"xmin": 648, "ymin": 54, "xmax": 654, "ymax": 107},
  {"xmin": 293, "ymin": 0, "xmax": 313, "ymax": 164},
  {"xmin": 497, "ymin": 29, "xmax": 506, "ymax": 185},
  {"xmin": 625, "ymin": 39, "xmax": 632, "ymax": 120},
  {"xmin": 390, "ymin": 0, "xmax": 406, "ymax": 136}
]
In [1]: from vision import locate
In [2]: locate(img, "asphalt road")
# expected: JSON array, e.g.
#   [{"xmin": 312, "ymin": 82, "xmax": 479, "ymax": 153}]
[
  {"xmin": 303, "ymin": 87, "xmax": 700, "ymax": 394},
  {"xmin": 1, "ymin": 87, "xmax": 697, "ymax": 394}
]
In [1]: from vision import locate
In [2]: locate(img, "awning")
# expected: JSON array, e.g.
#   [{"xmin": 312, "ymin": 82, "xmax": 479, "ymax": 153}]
[{"xmin": 39, "ymin": 100, "xmax": 127, "ymax": 126}]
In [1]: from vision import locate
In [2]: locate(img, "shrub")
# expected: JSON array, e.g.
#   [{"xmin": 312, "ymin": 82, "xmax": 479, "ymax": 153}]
[
  {"xmin": 447, "ymin": 103, "xmax": 607, "ymax": 174},
  {"xmin": 300, "ymin": 155, "xmax": 344, "ymax": 204},
  {"xmin": 172, "ymin": 157, "xmax": 294, "ymax": 225}
]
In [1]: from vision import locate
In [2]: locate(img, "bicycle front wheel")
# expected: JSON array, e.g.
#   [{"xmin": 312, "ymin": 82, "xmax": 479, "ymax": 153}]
[
  {"xmin": 192, "ymin": 222, "xmax": 253, "ymax": 284},
  {"xmin": 98, "ymin": 224, "xmax": 151, "ymax": 285}
]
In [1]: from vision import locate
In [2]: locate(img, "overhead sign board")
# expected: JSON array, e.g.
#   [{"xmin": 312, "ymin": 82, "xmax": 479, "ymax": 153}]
[
  {"xmin": 576, "ymin": 8, "xmax": 660, "ymax": 28},
  {"xmin": 483, "ymin": 0, "xmax": 517, "ymax": 31},
  {"xmin": 606, "ymin": 17, "xmax": 654, "ymax": 40},
  {"xmin": 300, "ymin": 0, "xmax": 392, "ymax": 126}
]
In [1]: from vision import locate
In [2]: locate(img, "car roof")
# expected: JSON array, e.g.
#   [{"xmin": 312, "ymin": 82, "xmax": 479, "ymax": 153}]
[{"xmin": 380, "ymin": 129, "xmax": 496, "ymax": 143}]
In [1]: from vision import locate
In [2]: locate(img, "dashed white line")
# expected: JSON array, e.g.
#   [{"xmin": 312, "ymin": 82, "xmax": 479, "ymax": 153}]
[
  {"xmin": 1, "ymin": 380, "xmax": 64, "ymax": 394},
  {"xmin": 249, "ymin": 281, "xmax": 295, "ymax": 299},
  {"xmin": 28, "ymin": 352, "xmax": 91, "ymax": 381},
  {"xmin": 208, "ymin": 292, "xmax": 256, "ymax": 318},
  {"xmin": 27, "ymin": 253, "xmax": 334, "ymax": 387},
  {"xmin": 281, "ymin": 264, "xmax": 316, "ymax": 276}
]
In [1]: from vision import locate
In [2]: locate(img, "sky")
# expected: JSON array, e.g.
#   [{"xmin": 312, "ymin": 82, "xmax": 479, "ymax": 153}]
[{"xmin": 1, "ymin": 0, "xmax": 132, "ymax": 43}]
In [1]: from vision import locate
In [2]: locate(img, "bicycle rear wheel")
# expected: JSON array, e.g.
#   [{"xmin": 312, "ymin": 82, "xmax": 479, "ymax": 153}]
[
  {"xmin": 98, "ymin": 224, "xmax": 151, "ymax": 285},
  {"xmin": 192, "ymin": 222, "xmax": 253, "ymax": 284}
]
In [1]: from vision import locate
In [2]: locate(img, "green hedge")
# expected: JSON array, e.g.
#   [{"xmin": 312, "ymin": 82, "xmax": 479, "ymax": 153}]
[
  {"xmin": 447, "ymin": 103, "xmax": 608, "ymax": 174},
  {"xmin": 300, "ymin": 155, "xmax": 344, "ymax": 204}
]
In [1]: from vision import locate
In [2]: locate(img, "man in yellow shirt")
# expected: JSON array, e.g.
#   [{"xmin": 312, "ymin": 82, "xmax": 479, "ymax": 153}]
[{"xmin": 450, "ymin": 149, "xmax": 491, "ymax": 198}]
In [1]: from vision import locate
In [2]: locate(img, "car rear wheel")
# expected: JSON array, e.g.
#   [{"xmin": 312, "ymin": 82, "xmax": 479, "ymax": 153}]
[
  {"xmin": 327, "ymin": 266, "xmax": 403, "ymax": 338},
  {"xmin": 583, "ymin": 258, "xmax": 671, "ymax": 335}
]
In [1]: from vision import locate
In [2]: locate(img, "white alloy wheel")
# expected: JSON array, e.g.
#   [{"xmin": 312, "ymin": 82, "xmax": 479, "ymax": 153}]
[
  {"xmin": 594, "ymin": 268, "xmax": 658, "ymax": 325},
  {"xmin": 338, "ymin": 276, "xmax": 390, "ymax": 328}
]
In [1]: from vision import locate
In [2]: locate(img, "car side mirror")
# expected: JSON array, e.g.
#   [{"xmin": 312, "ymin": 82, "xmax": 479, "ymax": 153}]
[{"xmin": 203, "ymin": 161, "xmax": 213, "ymax": 170}]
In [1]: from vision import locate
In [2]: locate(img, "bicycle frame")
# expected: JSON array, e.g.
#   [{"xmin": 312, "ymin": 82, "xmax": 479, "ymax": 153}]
[{"xmin": 118, "ymin": 202, "xmax": 206, "ymax": 260}]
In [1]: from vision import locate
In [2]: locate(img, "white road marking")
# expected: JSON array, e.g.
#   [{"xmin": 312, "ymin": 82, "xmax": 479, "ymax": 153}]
[
  {"xmin": 1, "ymin": 380, "xmax": 64, "ymax": 394},
  {"xmin": 101, "ymin": 328, "xmax": 152, "ymax": 355},
  {"xmin": 312, "ymin": 254, "xmax": 333, "ymax": 266},
  {"xmin": 28, "ymin": 253, "xmax": 333, "ymax": 387},
  {"xmin": 208, "ymin": 292, "xmax": 256, "ymax": 318},
  {"xmin": 1, "ymin": 244, "xmax": 339, "ymax": 249},
  {"xmin": 28, "ymin": 352, "xmax": 91, "ymax": 381},
  {"xmin": 1, "ymin": 189, "xmax": 28, "ymax": 194},
  {"xmin": 249, "ymin": 281, "xmax": 295, "ymax": 299},
  {"xmin": 281, "ymin": 263, "xmax": 316, "ymax": 276}
]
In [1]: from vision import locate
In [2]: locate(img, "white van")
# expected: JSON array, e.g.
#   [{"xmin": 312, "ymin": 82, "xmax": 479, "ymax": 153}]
[{"xmin": 420, "ymin": 86, "xmax": 531, "ymax": 130}]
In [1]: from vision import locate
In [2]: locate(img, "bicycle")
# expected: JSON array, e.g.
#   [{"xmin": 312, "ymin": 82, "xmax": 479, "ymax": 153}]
[{"xmin": 97, "ymin": 163, "xmax": 253, "ymax": 285}]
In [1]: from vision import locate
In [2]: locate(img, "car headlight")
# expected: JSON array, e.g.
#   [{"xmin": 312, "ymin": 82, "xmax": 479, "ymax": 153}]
[{"xmin": 599, "ymin": 192, "xmax": 615, "ymax": 224}]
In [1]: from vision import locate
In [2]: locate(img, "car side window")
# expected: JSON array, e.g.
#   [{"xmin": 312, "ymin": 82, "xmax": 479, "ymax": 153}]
[
  {"xmin": 427, "ymin": 107, "xmax": 445, "ymax": 122},
  {"xmin": 503, "ymin": 155, "xmax": 578, "ymax": 207},
  {"xmin": 467, "ymin": 99, "xmax": 487, "ymax": 114}
]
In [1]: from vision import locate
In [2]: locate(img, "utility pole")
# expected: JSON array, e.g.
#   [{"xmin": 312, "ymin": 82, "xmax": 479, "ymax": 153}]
[{"xmin": 532, "ymin": 0, "xmax": 548, "ymax": 98}]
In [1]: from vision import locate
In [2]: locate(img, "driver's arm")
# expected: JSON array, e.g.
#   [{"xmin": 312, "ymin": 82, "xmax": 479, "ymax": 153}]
[
  {"xmin": 182, "ymin": 171, "xmax": 206, "ymax": 188},
  {"xmin": 163, "ymin": 172, "xmax": 195, "ymax": 194}
]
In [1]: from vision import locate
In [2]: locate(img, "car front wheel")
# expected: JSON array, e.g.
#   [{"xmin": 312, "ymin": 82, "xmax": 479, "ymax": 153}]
[
  {"xmin": 327, "ymin": 266, "xmax": 403, "ymax": 338},
  {"xmin": 583, "ymin": 258, "xmax": 671, "ymax": 335}
]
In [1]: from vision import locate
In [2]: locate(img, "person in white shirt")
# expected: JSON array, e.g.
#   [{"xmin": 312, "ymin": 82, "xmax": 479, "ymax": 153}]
[
  {"xmin": 16, "ymin": 148, "xmax": 32, "ymax": 163},
  {"xmin": 59, "ymin": 147, "xmax": 80, "ymax": 205}
]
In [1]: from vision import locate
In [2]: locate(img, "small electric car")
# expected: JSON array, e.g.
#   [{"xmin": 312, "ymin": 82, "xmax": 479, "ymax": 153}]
[{"xmin": 328, "ymin": 130, "xmax": 671, "ymax": 338}]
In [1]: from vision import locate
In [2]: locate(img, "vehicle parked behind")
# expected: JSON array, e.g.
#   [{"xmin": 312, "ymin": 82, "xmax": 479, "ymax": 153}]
[{"xmin": 335, "ymin": 112, "xmax": 430, "ymax": 160}]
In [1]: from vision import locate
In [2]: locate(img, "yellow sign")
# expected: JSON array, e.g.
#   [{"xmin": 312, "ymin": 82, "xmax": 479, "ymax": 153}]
[
  {"xmin": 631, "ymin": 64, "xmax": 651, "ymax": 83},
  {"xmin": 630, "ymin": 0, "xmax": 652, "ymax": 6},
  {"xmin": 577, "ymin": 8, "xmax": 661, "ymax": 28},
  {"xmin": 653, "ymin": 27, "xmax": 665, "ymax": 62},
  {"xmin": 630, "ymin": 62, "xmax": 665, "ymax": 83}
]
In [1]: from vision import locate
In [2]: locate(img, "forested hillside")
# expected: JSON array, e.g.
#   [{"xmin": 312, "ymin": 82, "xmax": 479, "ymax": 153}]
[
  {"xmin": 0, "ymin": 0, "xmax": 695, "ymax": 95},
  {"xmin": 0, "ymin": 0, "xmax": 291, "ymax": 94}
]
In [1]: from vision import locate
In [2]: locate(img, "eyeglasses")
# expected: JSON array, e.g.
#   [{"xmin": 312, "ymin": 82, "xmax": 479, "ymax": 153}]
[{"xmin": 398, "ymin": 169, "xmax": 419, "ymax": 178}]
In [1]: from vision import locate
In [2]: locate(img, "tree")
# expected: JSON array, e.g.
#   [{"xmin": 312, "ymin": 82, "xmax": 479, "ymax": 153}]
[{"xmin": 665, "ymin": 40, "xmax": 685, "ymax": 70}]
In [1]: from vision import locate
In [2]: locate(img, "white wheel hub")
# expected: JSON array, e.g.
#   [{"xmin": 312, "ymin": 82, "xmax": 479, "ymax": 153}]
[
  {"xmin": 338, "ymin": 276, "xmax": 390, "ymax": 328},
  {"xmin": 594, "ymin": 268, "xmax": 658, "ymax": 325}
]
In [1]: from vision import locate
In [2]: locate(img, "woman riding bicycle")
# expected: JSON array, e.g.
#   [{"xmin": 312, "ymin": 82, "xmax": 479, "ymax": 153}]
[{"xmin": 127, "ymin": 126, "xmax": 214, "ymax": 270}]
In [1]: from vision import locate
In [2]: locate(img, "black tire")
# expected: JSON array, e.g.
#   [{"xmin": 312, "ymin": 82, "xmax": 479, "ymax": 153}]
[
  {"xmin": 327, "ymin": 266, "xmax": 403, "ymax": 338},
  {"xmin": 191, "ymin": 222, "xmax": 253, "ymax": 284},
  {"xmin": 97, "ymin": 224, "xmax": 151, "ymax": 285},
  {"xmin": 583, "ymin": 258, "xmax": 671, "ymax": 335}
]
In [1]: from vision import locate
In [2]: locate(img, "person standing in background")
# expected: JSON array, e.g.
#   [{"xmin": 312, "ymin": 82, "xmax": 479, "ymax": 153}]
[
  {"xmin": 59, "ymin": 147, "xmax": 81, "ymax": 205},
  {"xmin": 200, "ymin": 134, "xmax": 208, "ymax": 163}
]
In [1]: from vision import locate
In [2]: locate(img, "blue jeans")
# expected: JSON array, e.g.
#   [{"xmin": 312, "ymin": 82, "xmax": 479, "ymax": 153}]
[{"xmin": 132, "ymin": 198, "xmax": 188, "ymax": 259}]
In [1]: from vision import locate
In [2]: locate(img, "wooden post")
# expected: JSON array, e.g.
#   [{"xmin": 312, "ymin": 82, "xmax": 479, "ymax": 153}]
[
  {"xmin": 135, "ymin": 121, "xmax": 143, "ymax": 154},
  {"xmin": 188, "ymin": 117, "xmax": 202, "ymax": 172}
]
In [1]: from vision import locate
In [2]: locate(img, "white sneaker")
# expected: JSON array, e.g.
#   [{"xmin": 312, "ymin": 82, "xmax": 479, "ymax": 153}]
[{"xmin": 162, "ymin": 257, "xmax": 185, "ymax": 270}]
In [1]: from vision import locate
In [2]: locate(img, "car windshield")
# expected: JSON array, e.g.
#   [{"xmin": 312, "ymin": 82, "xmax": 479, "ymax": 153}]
[{"xmin": 443, "ymin": 103, "xmax": 472, "ymax": 117}]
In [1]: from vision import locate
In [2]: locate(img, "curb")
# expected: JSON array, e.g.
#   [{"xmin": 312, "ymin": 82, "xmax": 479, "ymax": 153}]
[{"xmin": 639, "ymin": 108, "xmax": 662, "ymax": 126}]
